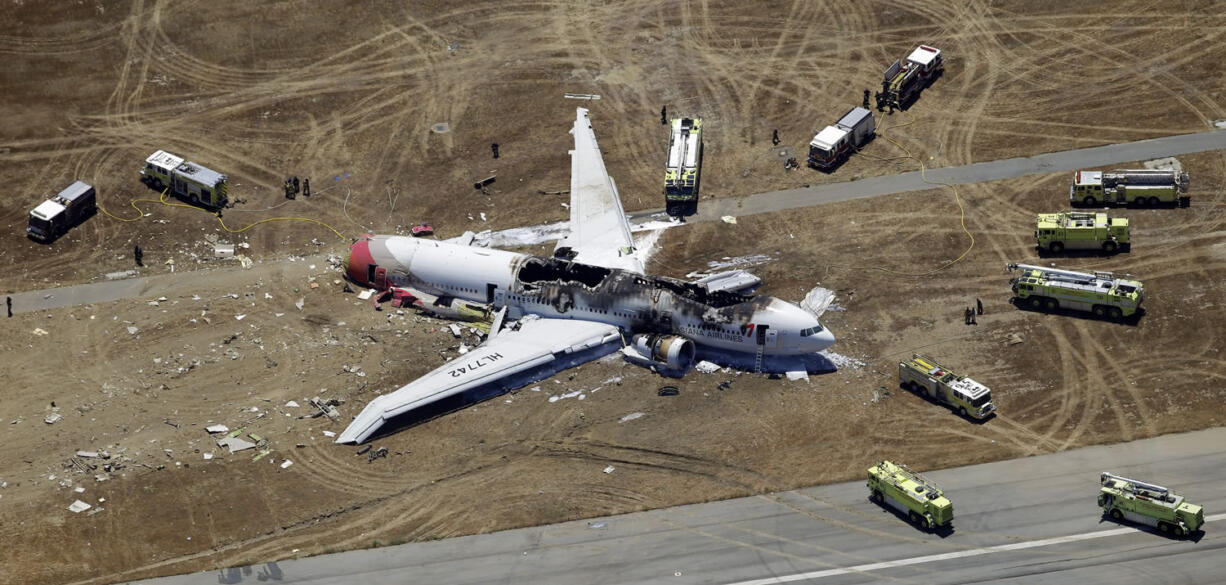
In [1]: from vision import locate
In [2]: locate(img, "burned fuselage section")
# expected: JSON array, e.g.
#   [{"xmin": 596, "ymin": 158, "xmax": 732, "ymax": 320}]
[{"xmin": 507, "ymin": 256, "xmax": 770, "ymax": 351}]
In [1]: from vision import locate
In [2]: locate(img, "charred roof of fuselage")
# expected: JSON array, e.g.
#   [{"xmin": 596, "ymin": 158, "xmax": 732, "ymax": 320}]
[{"xmin": 514, "ymin": 256, "xmax": 753, "ymax": 309}]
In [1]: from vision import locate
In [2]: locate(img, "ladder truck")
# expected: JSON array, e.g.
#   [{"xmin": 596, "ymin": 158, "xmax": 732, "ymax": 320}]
[
  {"xmin": 875, "ymin": 45, "xmax": 943, "ymax": 112},
  {"xmin": 807, "ymin": 107, "xmax": 875, "ymax": 170},
  {"xmin": 140, "ymin": 150, "xmax": 229, "ymax": 209},
  {"xmin": 898, "ymin": 354, "xmax": 996, "ymax": 419},
  {"xmin": 867, "ymin": 461, "xmax": 954, "ymax": 532},
  {"xmin": 1099, "ymin": 473, "xmax": 1204, "ymax": 537},
  {"xmin": 664, "ymin": 117, "xmax": 703, "ymax": 217},
  {"xmin": 1007, "ymin": 263, "xmax": 1143, "ymax": 320},
  {"xmin": 1069, "ymin": 168, "xmax": 1190, "ymax": 207},
  {"xmin": 1035, "ymin": 211, "xmax": 1130, "ymax": 254}
]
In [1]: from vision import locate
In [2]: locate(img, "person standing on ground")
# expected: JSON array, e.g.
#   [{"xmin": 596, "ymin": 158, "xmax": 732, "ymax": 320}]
[
  {"xmin": 6, "ymin": 296, "xmax": 12, "ymax": 318},
  {"xmin": 292, "ymin": 176, "xmax": 300, "ymax": 194},
  {"xmin": 491, "ymin": 143, "xmax": 500, "ymax": 159},
  {"xmin": 772, "ymin": 129, "xmax": 780, "ymax": 146},
  {"xmin": 863, "ymin": 89, "xmax": 871, "ymax": 109},
  {"xmin": 303, "ymin": 177, "xmax": 311, "ymax": 197},
  {"xmin": 976, "ymin": 298, "xmax": 983, "ymax": 315},
  {"xmin": 134, "ymin": 244, "xmax": 143, "ymax": 267},
  {"xmin": 660, "ymin": 106, "xmax": 667, "ymax": 125}
]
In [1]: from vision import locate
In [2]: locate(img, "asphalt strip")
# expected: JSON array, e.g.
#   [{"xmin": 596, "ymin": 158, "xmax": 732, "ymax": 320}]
[{"xmin": 724, "ymin": 512, "xmax": 1226, "ymax": 585}]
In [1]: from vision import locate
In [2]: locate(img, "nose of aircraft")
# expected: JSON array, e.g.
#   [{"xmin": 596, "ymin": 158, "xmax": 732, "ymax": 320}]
[
  {"xmin": 346, "ymin": 239, "xmax": 374, "ymax": 286},
  {"xmin": 810, "ymin": 323, "xmax": 836, "ymax": 352}
]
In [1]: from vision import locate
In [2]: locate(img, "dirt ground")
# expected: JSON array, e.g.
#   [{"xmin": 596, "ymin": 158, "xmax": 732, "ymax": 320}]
[{"xmin": 2, "ymin": 1, "xmax": 1226, "ymax": 583}]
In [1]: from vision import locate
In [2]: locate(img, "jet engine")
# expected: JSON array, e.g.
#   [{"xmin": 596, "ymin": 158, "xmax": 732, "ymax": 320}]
[{"xmin": 630, "ymin": 334, "xmax": 696, "ymax": 372}]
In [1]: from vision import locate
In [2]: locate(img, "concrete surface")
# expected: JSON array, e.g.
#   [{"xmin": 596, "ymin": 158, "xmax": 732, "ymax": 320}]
[{"xmin": 127, "ymin": 427, "xmax": 1225, "ymax": 585}]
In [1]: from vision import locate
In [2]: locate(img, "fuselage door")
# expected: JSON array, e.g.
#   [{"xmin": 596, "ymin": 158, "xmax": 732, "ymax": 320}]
[
  {"xmin": 374, "ymin": 267, "xmax": 387, "ymax": 289},
  {"xmin": 764, "ymin": 327, "xmax": 778, "ymax": 347}
]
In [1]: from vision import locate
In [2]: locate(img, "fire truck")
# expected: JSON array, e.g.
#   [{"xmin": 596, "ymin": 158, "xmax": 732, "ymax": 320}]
[
  {"xmin": 664, "ymin": 117, "xmax": 703, "ymax": 217},
  {"xmin": 867, "ymin": 461, "xmax": 953, "ymax": 532},
  {"xmin": 1069, "ymin": 169, "xmax": 1189, "ymax": 207},
  {"xmin": 27, "ymin": 181, "xmax": 97, "ymax": 243},
  {"xmin": 1007, "ymin": 263, "xmax": 1143, "ymax": 320},
  {"xmin": 140, "ymin": 150, "xmax": 229, "ymax": 209},
  {"xmin": 898, "ymin": 353, "xmax": 995, "ymax": 419},
  {"xmin": 875, "ymin": 45, "xmax": 943, "ymax": 112},
  {"xmin": 1035, "ymin": 211, "xmax": 1130, "ymax": 253},
  {"xmin": 1099, "ymin": 473, "xmax": 1204, "ymax": 537},
  {"xmin": 808, "ymin": 107, "xmax": 875, "ymax": 170}
]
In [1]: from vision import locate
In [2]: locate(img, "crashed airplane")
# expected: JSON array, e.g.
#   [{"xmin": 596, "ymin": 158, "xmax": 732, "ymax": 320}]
[{"xmin": 336, "ymin": 108, "xmax": 835, "ymax": 444}]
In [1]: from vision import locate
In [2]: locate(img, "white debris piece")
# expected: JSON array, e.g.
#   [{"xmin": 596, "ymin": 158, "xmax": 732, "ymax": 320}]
[
  {"xmin": 295, "ymin": 297, "xmax": 305, "ymax": 311},
  {"xmin": 235, "ymin": 314, "xmax": 246, "ymax": 321},
  {"xmin": 205, "ymin": 424, "xmax": 230, "ymax": 434},
  {"xmin": 32, "ymin": 328, "xmax": 49, "ymax": 336},
  {"xmin": 801, "ymin": 287, "xmax": 836, "ymax": 317},
  {"xmin": 721, "ymin": 215, "xmax": 737, "ymax": 224},
  {"xmin": 203, "ymin": 452, "xmax": 214, "ymax": 460},
  {"xmin": 820, "ymin": 350, "xmax": 866, "ymax": 370},
  {"xmin": 694, "ymin": 360, "xmax": 721, "ymax": 374},
  {"xmin": 785, "ymin": 370, "xmax": 810, "ymax": 382},
  {"xmin": 285, "ymin": 400, "xmax": 300, "ymax": 408},
  {"xmin": 264, "ymin": 292, "xmax": 273, "ymax": 299},
  {"xmin": 217, "ymin": 437, "xmax": 257, "ymax": 453},
  {"xmin": 619, "ymin": 412, "xmax": 645, "ymax": 423},
  {"xmin": 44, "ymin": 412, "xmax": 63, "ymax": 425},
  {"xmin": 126, "ymin": 326, "xmax": 139, "ymax": 335},
  {"xmin": 74, "ymin": 486, "xmax": 85, "ymax": 493},
  {"xmin": 448, "ymin": 323, "xmax": 462, "ymax": 338},
  {"xmin": 322, "ymin": 430, "xmax": 336, "ymax": 438},
  {"xmin": 68, "ymin": 500, "xmax": 91, "ymax": 513},
  {"xmin": 603, "ymin": 465, "xmax": 615, "ymax": 474},
  {"xmin": 75, "ymin": 451, "xmax": 100, "ymax": 459},
  {"xmin": 357, "ymin": 289, "xmax": 375, "ymax": 300},
  {"xmin": 280, "ymin": 460, "xmax": 293, "ymax": 469},
  {"xmin": 458, "ymin": 344, "xmax": 469, "ymax": 355}
]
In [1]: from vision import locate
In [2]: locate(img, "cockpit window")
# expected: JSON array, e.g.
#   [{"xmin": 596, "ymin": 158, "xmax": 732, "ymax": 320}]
[{"xmin": 800, "ymin": 325, "xmax": 824, "ymax": 337}]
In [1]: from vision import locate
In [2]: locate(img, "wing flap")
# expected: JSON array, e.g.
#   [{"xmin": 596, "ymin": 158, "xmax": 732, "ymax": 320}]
[{"xmin": 336, "ymin": 317, "xmax": 620, "ymax": 443}]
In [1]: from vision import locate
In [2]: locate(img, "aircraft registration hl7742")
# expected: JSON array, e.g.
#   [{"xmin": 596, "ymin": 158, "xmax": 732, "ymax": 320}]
[{"xmin": 336, "ymin": 108, "xmax": 835, "ymax": 444}]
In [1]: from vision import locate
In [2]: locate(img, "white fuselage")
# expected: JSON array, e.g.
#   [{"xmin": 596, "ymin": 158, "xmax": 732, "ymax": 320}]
[{"xmin": 350, "ymin": 236, "xmax": 835, "ymax": 356}]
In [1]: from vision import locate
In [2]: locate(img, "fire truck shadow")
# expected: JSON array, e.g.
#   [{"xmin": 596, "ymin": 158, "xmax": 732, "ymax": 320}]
[
  {"xmin": 870, "ymin": 498, "xmax": 955, "ymax": 538},
  {"xmin": 1099, "ymin": 515, "xmax": 1205, "ymax": 542},
  {"xmin": 1011, "ymin": 299, "xmax": 1144, "ymax": 327}
]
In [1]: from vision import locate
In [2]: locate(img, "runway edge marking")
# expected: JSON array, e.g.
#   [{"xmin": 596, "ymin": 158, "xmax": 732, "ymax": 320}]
[{"xmin": 724, "ymin": 512, "xmax": 1226, "ymax": 585}]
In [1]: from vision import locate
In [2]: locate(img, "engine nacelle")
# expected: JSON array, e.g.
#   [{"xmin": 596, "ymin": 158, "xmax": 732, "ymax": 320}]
[{"xmin": 631, "ymin": 334, "xmax": 696, "ymax": 372}]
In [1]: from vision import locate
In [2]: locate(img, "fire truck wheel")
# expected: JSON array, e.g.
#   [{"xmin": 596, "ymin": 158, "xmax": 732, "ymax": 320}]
[
  {"xmin": 908, "ymin": 511, "xmax": 919, "ymax": 525},
  {"xmin": 1158, "ymin": 522, "xmax": 1170, "ymax": 534},
  {"xmin": 921, "ymin": 516, "xmax": 931, "ymax": 530},
  {"xmin": 1093, "ymin": 305, "xmax": 1107, "ymax": 318},
  {"xmin": 1102, "ymin": 241, "xmax": 1117, "ymax": 253},
  {"xmin": 1148, "ymin": 196, "xmax": 1161, "ymax": 206},
  {"xmin": 1083, "ymin": 196, "xmax": 1097, "ymax": 206},
  {"xmin": 1110, "ymin": 508, "xmax": 1123, "ymax": 521},
  {"xmin": 151, "ymin": 179, "xmax": 163, "ymax": 190},
  {"xmin": 958, "ymin": 407, "xmax": 968, "ymax": 418},
  {"xmin": 872, "ymin": 490, "xmax": 883, "ymax": 503},
  {"xmin": 1044, "ymin": 298, "xmax": 1058, "ymax": 311},
  {"xmin": 1030, "ymin": 297, "xmax": 1043, "ymax": 309},
  {"xmin": 1049, "ymin": 242, "xmax": 1064, "ymax": 253},
  {"xmin": 1108, "ymin": 307, "xmax": 1123, "ymax": 321},
  {"xmin": 1173, "ymin": 525, "xmax": 1185, "ymax": 537},
  {"xmin": 189, "ymin": 193, "xmax": 199, "ymax": 205}
]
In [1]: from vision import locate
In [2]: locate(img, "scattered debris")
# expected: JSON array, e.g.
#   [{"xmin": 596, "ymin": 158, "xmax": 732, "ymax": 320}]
[
  {"xmin": 126, "ymin": 326, "xmax": 139, "ymax": 335},
  {"xmin": 75, "ymin": 451, "xmax": 107, "ymax": 459},
  {"xmin": 448, "ymin": 323, "xmax": 462, "ymax": 338},
  {"xmin": 280, "ymin": 460, "xmax": 293, "ymax": 469},
  {"xmin": 295, "ymin": 297, "xmax": 305, "ymax": 311},
  {"xmin": 203, "ymin": 452, "xmax": 214, "ymax": 460},
  {"xmin": 720, "ymin": 216, "xmax": 737, "ymax": 224},
  {"xmin": 67, "ymin": 500, "xmax": 92, "ymax": 514},
  {"xmin": 657, "ymin": 386, "xmax": 680, "ymax": 397},
  {"xmin": 564, "ymin": 93, "xmax": 602, "ymax": 100},
  {"xmin": 368, "ymin": 447, "xmax": 388, "ymax": 462},
  {"xmin": 285, "ymin": 400, "xmax": 299, "ymax": 408},
  {"xmin": 357, "ymin": 289, "xmax": 374, "ymax": 301},
  {"xmin": 252, "ymin": 449, "xmax": 272, "ymax": 462},
  {"xmin": 694, "ymin": 361, "xmax": 721, "ymax": 374},
  {"xmin": 619, "ymin": 412, "xmax": 645, "ymax": 423},
  {"xmin": 587, "ymin": 520, "xmax": 608, "ymax": 529},
  {"xmin": 603, "ymin": 465, "xmax": 615, "ymax": 474},
  {"xmin": 44, "ymin": 412, "xmax": 63, "ymax": 425},
  {"xmin": 32, "ymin": 328, "xmax": 49, "ymax": 336},
  {"xmin": 322, "ymin": 430, "xmax": 336, "ymax": 438},
  {"xmin": 356, "ymin": 445, "xmax": 372, "ymax": 456},
  {"xmin": 1008, "ymin": 332, "xmax": 1025, "ymax": 345},
  {"xmin": 205, "ymin": 424, "xmax": 230, "ymax": 434},
  {"xmin": 785, "ymin": 370, "xmax": 809, "ymax": 382},
  {"xmin": 217, "ymin": 437, "xmax": 257, "ymax": 453}
]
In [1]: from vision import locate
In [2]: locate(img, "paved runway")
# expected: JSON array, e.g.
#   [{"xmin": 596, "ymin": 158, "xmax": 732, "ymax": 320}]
[{"xmin": 129, "ymin": 427, "xmax": 1224, "ymax": 585}]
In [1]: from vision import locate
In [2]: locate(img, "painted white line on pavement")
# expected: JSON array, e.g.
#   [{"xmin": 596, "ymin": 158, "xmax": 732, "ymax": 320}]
[{"xmin": 726, "ymin": 512, "xmax": 1226, "ymax": 585}]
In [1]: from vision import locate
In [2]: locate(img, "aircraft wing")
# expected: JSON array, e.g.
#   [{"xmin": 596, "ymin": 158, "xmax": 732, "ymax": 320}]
[
  {"xmin": 554, "ymin": 107, "xmax": 644, "ymax": 274},
  {"xmin": 336, "ymin": 317, "xmax": 621, "ymax": 444}
]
